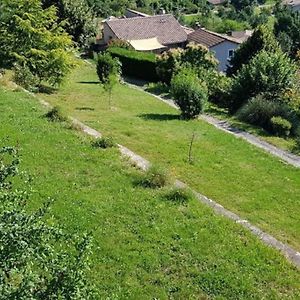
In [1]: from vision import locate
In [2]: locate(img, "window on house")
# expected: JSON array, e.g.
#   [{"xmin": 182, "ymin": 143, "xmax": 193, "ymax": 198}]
[{"xmin": 228, "ymin": 49, "xmax": 235, "ymax": 60}]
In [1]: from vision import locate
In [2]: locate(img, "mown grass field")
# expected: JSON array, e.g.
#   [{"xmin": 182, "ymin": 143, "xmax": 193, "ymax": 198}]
[
  {"xmin": 37, "ymin": 63, "xmax": 300, "ymax": 252},
  {"xmin": 1, "ymin": 79, "xmax": 300, "ymax": 298}
]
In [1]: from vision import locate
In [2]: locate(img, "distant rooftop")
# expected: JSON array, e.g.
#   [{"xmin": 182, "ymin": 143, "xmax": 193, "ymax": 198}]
[
  {"xmin": 188, "ymin": 28, "xmax": 242, "ymax": 48},
  {"xmin": 105, "ymin": 14, "xmax": 187, "ymax": 46}
]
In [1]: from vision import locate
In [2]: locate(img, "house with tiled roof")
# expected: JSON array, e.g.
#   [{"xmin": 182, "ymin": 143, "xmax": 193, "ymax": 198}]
[
  {"xmin": 102, "ymin": 14, "xmax": 188, "ymax": 52},
  {"xmin": 188, "ymin": 28, "xmax": 248, "ymax": 72}
]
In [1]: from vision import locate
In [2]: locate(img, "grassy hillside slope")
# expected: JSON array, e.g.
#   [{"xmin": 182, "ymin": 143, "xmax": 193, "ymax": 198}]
[
  {"xmin": 1, "ymin": 84, "xmax": 300, "ymax": 298},
  {"xmin": 37, "ymin": 63, "xmax": 300, "ymax": 251}
]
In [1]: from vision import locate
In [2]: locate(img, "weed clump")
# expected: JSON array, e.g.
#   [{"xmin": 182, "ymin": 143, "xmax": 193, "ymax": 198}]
[
  {"xmin": 92, "ymin": 136, "xmax": 116, "ymax": 149},
  {"xmin": 163, "ymin": 187, "xmax": 193, "ymax": 204},
  {"xmin": 138, "ymin": 165, "xmax": 169, "ymax": 188},
  {"xmin": 44, "ymin": 106, "xmax": 67, "ymax": 122}
]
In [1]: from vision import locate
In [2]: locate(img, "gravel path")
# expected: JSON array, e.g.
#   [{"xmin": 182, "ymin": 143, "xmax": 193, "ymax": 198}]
[
  {"xmin": 125, "ymin": 80, "xmax": 300, "ymax": 168},
  {"xmin": 201, "ymin": 115, "xmax": 300, "ymax": 168}
]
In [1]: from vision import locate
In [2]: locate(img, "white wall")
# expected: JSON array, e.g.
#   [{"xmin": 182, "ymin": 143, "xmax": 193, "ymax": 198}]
[
  {"xmin": 103, "ymin": 23, "xmax": 117, "ymax": 44},
  {"xmin": 210, "ymin": 41, "xmax": 239, "ymax": 72}
]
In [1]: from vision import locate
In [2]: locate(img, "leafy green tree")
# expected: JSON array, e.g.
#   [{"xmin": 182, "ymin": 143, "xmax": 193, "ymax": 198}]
[
  {"xmin": 227, "ymin": 25, "xmax": 280, "ymax": 76},
  {"xmin": 96, "ymin": 53, "xmax": 121, "ymax": 108},
  {"xmin": 0, "ymin": 146, "xmax": 94, "ymax": 299},
  {"xmin": 0, "ymin": 0, "xmax": 75, "ymax": 88},
  {"xmin": 274, "ymin": 5, "xmax": 300, "ymax": 58},
  {"xmin": 228, "ymin": 50, "xmax": 299, "ymax": 113},
  {"xmin": 42, "ymin": 0, "xmax": 96, "ymax": 47},
  {"xmin": 156, "ymin": 43, "xmax": 217, "ymax": 84},
  {"xmin": 181, "ymin": 43, "xmax": 218, "ymax": 70},
  {"xmin": 156, "ymin": 48, "xmax": 183, "ymax": 84}
]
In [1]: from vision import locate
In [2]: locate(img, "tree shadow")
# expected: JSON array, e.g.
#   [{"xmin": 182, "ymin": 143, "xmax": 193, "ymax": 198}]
[
  {"xmin": 77, "ymin": 81, "xmax": 99, "ymax": 85},
  {"xmin": 38, "ymin": 85, "xmax": 57, "ymax": 94},
  {"xmin": 138, "ymin": 113, "xmax": 180, "ymax": 121},
  {"xmin": 75, "ymin": 107, "xmax": 95, "ymax": 111}
]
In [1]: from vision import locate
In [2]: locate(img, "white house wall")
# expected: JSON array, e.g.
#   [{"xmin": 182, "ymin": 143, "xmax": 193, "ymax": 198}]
[
  {"xmin": 210, "ymin": 41, "xmax": 239, "ymax": 72},
  {"xmin": 103, "ymin": 24, "xmax": 117, "ymax": 44}
]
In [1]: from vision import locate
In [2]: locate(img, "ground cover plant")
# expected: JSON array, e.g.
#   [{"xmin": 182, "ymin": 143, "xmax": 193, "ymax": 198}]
[
  {"xmin": 1, "ymin": 76, "xmax": 300, "ymax": 298},
  {"xmin": 37, "ymin": 62, "xmax": 300, "ymax": 251}
]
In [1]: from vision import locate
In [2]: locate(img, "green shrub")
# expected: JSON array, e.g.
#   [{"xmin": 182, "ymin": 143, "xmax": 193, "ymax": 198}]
[
  {"xmin": 92, "ymin": 136, "xmax": 116, "ymax": 149},
  {"xmin": 13, "ymin": 64, "xmax": 39, "ymax": 91},
  {"xmin": 44, "ymin": 106, "xmax": 67, "ymax": 122},
  {"xmin": 156, "ymin": 48, "xmax": 183, "ymax": 84},
  {"xmin": 171, "ymin": 68, "xmax": 208, "ymax": 119},
  {"xmin": 96, "ymin": 52, "xmax": 121, "ymax": 84},
  {"xmin": 156, "ymin": 44, "xmax": 217, "ymax": 85},
  {"xmin": 198, "ymin": 69, "xmax": 232, "ymax": 107},
  {"xmin": 228, "ymin": 50, "xmax": 299, "ymax": 113},
  {"xmin": 108, "ymin": 39, "xmax": 133, "ymax": 50},
  {"xmin": 236, "ymin": 95, "xmax": 300, "ymax": 134},
  {"xmin": 270, "ymin": 116, "xmax": 292, "ymax": 137},
  {"xmin": 107, "ymin": 47, "xmax": 158, "ymax": 82},
  {"xmin": 181, "ymin": 43, "xmax": 218, "ymax": 70},
  {"xmin": 139, "ymin": 165, "xmax": 169, "ymax": 189},
  {"xmin": 163, "ymin": 187, "xmax": 194, "ymax": 203}
]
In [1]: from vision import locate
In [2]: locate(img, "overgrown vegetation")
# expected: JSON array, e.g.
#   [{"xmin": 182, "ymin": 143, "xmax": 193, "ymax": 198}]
[
  {"xmin": 44, "ymin": 106, "xmax": 68, "ymax": 122},
  {"xmin": 92, "ymin": 136, "xmax": 116, "ymax": 148},
  {"xmin": 108, "ymin": 47, "xmax": 159, "ymax": 81},
  {"xmin": 137, "ymin": 165, "xmax": 170, "ymax": 188},
  {"xmin": 0, "ymin": 146, "xmax": 94, "ymax": 298},
  {"xmin": 42, "ymin": 0, "xmax": 96, "ymax": 47},
  {"xmin": 0, "ymin": 0, "xmax": 76, "ymax": 89}
]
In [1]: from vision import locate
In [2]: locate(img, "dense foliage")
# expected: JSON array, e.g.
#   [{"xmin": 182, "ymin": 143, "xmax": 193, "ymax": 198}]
[
  {"xmin": 227, "ymin": 25, "xmax": 280, "ymax": 76},
  {"xmin": 0, "ymin": 0, "xmax": 75, "ymax": 88},
  {"xmin": 108, "ymin": 47, "xmax": 159, "ymax": 81},
  {"xmin": 0, "ymin": 147, "xmax": 93, "ymax": 298},
  {"xmin": 274, "ymin": 4, "xmax": 300, "ymax": 58},
  {"xmin": 87, "ymin": 0, "xmax": 209, "ymax": 17},
  {"xmin": 156, "ymin": 43, "xmax": 217, "ymax": 84},
  {"xmin": 42, "ymin": 0, "xmax": 96, "ymax": 47},
  {"xmin": 171, "ymin": 68, "xmax": 208, "ymax": 119},
  {"xmin": 228, "ymin": 50, "xmax": 299, "ymax": 113}
]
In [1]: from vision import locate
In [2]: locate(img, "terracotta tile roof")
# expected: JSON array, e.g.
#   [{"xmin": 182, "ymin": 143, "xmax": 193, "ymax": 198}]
[
  {"xmin": 188, "ymin": 28, "xmax": 225, "ymax": 48},
  {"xmin": 188, "ymin": 28, "xmax": 241, "ymax": 48},
  {"xmin": 106, "ymin": 15, "xmax": 187, "ymax": 46}
]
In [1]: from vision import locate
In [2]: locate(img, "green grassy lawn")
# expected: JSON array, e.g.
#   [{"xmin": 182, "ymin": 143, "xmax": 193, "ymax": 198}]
[
  {"xmin": 37, "ymin": 63, "xmax": 300, "ymax": 252},
  {"xmin": 1, "ymin": 76, "xmax": 300, "ymax": 299}
]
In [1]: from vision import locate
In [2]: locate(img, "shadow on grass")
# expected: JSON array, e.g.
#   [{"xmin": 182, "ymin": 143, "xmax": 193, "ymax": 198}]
[
  {"xmin": 75, "ymin": 107, "xmax": 95, "ymax": 111},
  {"xmin": 77, "ymin": 81, "xmax": 99, "ymax": 85},
  {"xmin": 38, "ymin": 85, "xmax": 57, "ymax": 94},
  {"xmin": 138, "ymin": 113, "xmax": 180, "ymax": 121}
]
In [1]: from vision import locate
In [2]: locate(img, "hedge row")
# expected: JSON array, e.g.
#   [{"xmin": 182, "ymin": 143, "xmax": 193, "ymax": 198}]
[{"xmin": 107, "ymin": 47, "xmax": 159, "ymax": 82}]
